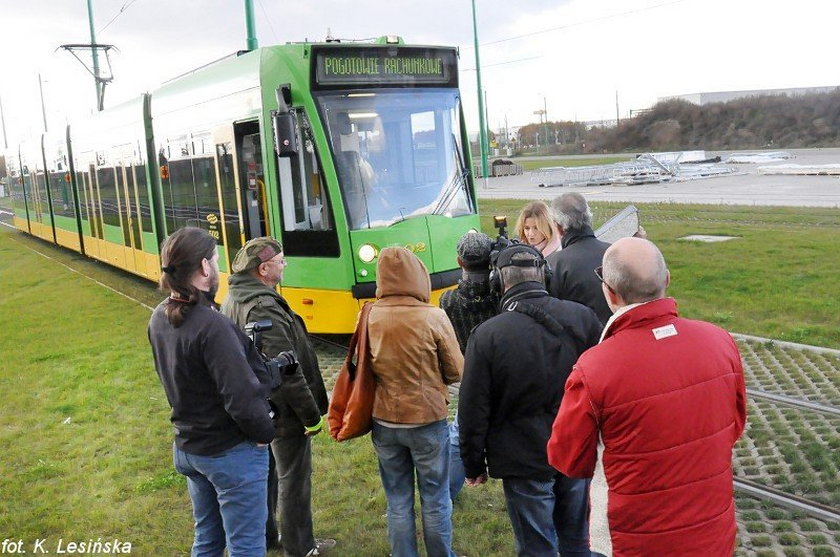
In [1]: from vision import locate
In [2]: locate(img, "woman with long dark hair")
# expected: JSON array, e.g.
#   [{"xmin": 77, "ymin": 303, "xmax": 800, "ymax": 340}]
[{"xmin": 148, "ymin": 227, "xmax": 276, "ymax": 557}]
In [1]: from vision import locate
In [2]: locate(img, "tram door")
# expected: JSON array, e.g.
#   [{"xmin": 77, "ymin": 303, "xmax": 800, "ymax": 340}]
[
  {"xmin": 213, "ymin": 127, "xmax": 245, "ymax": 272},
  {"xmin": 234, "ymin": 121, "xmax": 268, "ymax": 240},
  {"xmin": 79, "ymin": 158, "xmax": 105, "ymax": 260},
  {"xmin": 115, "ymin": 145, "xmax": 145, "ymax": 276}
]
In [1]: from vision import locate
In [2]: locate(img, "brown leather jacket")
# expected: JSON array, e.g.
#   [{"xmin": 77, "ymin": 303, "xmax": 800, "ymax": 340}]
[{"xmin": 368, "ymin": 247, "xmax": 463, "ymax": 424}]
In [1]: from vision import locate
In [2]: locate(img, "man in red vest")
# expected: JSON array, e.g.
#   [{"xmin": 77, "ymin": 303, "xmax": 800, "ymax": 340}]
[{"xmin": 547, "ymin": 237, "xmax": 747, "ymax": 556}]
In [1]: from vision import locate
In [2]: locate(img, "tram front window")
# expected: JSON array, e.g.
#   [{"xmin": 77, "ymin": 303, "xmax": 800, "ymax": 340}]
[{"xmin": 315, "ymin": 89, "xmax": 473, "ymax": 230}]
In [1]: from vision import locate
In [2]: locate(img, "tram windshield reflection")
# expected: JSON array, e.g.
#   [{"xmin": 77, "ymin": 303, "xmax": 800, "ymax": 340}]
[{"xmin": 315, "ymin": 89, "xmax": 474, "ymax": 230}]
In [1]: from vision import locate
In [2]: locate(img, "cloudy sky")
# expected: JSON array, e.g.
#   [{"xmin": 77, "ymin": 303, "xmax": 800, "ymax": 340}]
[{"xmin": 2, "ymin": 0, "xmax": 838, "ymax": 143}]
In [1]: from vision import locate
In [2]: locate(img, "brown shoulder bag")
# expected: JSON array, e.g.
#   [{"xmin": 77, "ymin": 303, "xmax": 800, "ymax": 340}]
[{"xmin": 328, "ymin": 302, "xmax": 376, "ymax": 441}]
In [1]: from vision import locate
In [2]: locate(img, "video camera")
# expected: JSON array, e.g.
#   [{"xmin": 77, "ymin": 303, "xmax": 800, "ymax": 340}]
[
  {"xmin": 245, "ymin": 320, "xmax": 300, "ymax": 393},
  {"xmin": 488, "ymin": 215, "xmax": 551, "ymax": 294}
]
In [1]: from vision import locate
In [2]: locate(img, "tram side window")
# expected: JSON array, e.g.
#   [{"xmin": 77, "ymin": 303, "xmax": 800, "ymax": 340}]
[
  {"xmin": 49, "ymin": 172, "xmax": 75, "ymax": 218},
  {"xmin": 276, "ymin": 110, "xmax": 339, "ymax": 257},
  {"xmin": 134, "ymin": 164, "xmax": 153, "ymax": 233},
  {"xmin": 217, "ymin": 142, "xmax": 243, "ymax": 260},
  {"xmin": 76, "ymin": 171, "xmax": 90, "ymax": 227},
  {"xmin": 192, "ymin": 156, "xmax": 223, "ymax": 242},
  {"xmin": 22, "ymin": 167, "xmax": 34, "ymax": 210},
  {"xmin": 167, "ymin": 158, "xmax": 197, "ymax": 229},
  {"xmin": 35, "ymin": 172, "xmax": 49, "ymax": 213},
  {"xmin": 97, "ymin": 167, "xmax": 121, "ymax": 227}
]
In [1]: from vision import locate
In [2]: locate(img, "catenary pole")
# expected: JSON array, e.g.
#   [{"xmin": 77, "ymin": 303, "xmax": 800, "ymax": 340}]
[
  {"xmin": 86, "ymin": 0, "xmax": 102, "ymax": 111},
  {"xmin": 39, "ymin": 74, "xmax": 48, "ymax": 133},
  {"xmin": 0, "ymin": 94, "xmax": 8, "ymax": 150},
  {"xmin": 470, "ymin": 0, "xmax": 489, "ymax": 184},
  {"xmin": 543, "ymin": 96, "xmax": 548, "ymax": 149},
  {"xmin": 244, "ymin": 0, "xmax": 258, "ymax": 50}
]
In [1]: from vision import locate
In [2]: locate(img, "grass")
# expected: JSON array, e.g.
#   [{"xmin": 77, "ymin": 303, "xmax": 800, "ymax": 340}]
[
  {"xmin": 2, "ymin": 198, "xmax": 840, "ymax": 555},
  {"xmin": 479, "ymin": 200, "xmax": 840, "ymax": 348},
  {"xmin": 0, "ymin": 227, "xmax": 516, "ymax": 556}
]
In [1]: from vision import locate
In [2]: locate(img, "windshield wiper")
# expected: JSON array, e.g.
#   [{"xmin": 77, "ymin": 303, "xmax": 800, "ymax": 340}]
[
  {"xmin": 431, "ymin": 134, "xmax": 471, "ymax": 216},
  {"xmin": 431, "ymin": 168, "xmax": 470, "ymax": 216}
]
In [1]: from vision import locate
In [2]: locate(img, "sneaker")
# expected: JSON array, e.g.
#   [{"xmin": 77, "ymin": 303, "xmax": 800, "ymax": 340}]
[{"xmin": 305, "ymin": 538, "xmax": 337, "ymax": 556}]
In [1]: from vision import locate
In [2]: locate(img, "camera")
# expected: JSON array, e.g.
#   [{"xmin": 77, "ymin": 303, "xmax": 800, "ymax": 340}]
[
  {"xmin": 245, "ymin": 320, "xmax": 300, "ymax": 393},
  {"xmin": 488, "ymin": 215, "xmax": 551, "ymax": 294}
]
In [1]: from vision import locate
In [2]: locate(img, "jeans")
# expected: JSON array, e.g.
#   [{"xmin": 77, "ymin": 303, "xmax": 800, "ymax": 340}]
[
  {"xmin": 448, "ymin": 418, "xmax": 466, "ymax": 501},
  {"xmin": 173, "ymin": 441, "xmax": 269, "ymax": 557},
  {"xmin": 502, "ymin": 475, "xmax": 592, "ymax": 557},
  {"xmin": 272, "ymin": 434, "xmax": 315, "ymax": 557},
  {"xmin": 372, "ymin": 420, "xmax": 456, "ymax": 557}
]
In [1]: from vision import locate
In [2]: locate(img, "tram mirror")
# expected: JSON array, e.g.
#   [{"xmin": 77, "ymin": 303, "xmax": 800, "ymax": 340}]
[
  {"xmin": 275, "ymin": 83, "xmax": 292, "ymax": 114},
  {"xmin": 273, "ymin": 113, "xmax": 298, "ymax": 156}
]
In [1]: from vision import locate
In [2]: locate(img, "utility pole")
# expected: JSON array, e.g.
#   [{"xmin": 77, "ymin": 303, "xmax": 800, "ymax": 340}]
[
  {"xmin": 615, "ymin": 90, "xmax": 620, "ymax": 125},
  {"xmin": 484, "ymin": 89, "xmax": 490, "ymax": 155},
  {"xmin": 39, "ymin": 74, "xmax": 48, "ymax": 133},
  {"xmin": 543, "ymin": 95, "xmax": 549, "ymax": 148},
  {"xmin": 470, "ymin": 0, "xmax": 489, "ymax": 183},
  {"xmin": 244, "ymin": 0, "xmax": 258, "ymax": 50},
  {"xmin": 86, "ymin": 0, "xmax": 102, "ymax": 111},
  {"xmin": 0, "ymin": 94, "xmax": 8, "ymax": 150}
]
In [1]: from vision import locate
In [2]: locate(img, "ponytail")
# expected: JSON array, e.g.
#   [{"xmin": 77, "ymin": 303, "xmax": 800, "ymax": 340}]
[{"xmin": 158, "ymin": 227, "xmax": 217, "ymax": 327}]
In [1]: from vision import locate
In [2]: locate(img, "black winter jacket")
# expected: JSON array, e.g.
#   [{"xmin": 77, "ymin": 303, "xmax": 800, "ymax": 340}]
[
  {"xmin": 439, "ymin": 273, "xmax": 499, "ymax": 354},
  {"xmin": 148, "ymin": 298, "xmax": 276, "ymax": 456},
  {"xmin": 549, "ymin": 226, "xmax": 612, "ymax": 324},
  {"xmin": 458, "ymin": 282, "xmax": 602, "ymax": 480}
]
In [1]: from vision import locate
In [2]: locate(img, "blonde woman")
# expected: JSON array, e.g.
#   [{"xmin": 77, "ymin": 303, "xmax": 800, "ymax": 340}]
[{"xmin": 514, "ymin": 201, "xmax": 562, "ymax": 264}]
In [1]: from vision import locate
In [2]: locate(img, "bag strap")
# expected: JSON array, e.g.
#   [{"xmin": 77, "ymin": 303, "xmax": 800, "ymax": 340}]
[{"xmin": 345, "ymin": 302, "xmax": 374, "ymax": 380}]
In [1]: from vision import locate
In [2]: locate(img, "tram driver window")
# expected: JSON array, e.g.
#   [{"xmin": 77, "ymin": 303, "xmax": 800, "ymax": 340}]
[{"xmin": 275, "ymin": 109, "xmax": 339, "ymax": 257}]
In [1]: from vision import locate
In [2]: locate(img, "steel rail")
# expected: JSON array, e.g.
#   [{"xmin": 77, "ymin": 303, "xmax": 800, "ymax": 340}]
[
  {"xmin": 746, "ymin": 388, "xmax": 840, "ymax": 417},
  {"xmin": 734, "ymin": 478, "xmax": 840, "ymax": 524},
  {"xmin": 309, "ymin": 334, "xmax": 351, "ymax": 353}
]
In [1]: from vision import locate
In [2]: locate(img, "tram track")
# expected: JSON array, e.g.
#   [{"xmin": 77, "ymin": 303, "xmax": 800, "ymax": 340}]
[
  {"xmin": 747, "ymin": 387, "xmax": 840, "ymax": 417},
  {"xmin": 734, "ymin": 478, "xmax": 840, "ymax": 524}
]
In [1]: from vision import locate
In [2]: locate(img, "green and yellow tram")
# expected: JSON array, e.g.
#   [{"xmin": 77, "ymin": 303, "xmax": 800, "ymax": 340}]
[{"xmin": 3, "ymin": 37, "xmax": 480, "ymax": 333}]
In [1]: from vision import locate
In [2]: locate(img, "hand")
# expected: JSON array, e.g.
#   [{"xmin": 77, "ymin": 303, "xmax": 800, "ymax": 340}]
[{"xmin": 465, "ymin": 473, "xmax": 488, "ymax": 487}]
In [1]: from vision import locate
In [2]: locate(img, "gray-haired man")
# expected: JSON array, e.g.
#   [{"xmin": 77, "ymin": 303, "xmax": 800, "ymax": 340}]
[{"xmin": 548, "ymin": 193, "xmax": 612, "ymax": 324}]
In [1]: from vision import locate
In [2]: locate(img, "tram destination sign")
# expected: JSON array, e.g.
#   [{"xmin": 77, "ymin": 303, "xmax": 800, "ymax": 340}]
[{"xmin": 312, "ymin": 46, "xmax": 458, "ymax": 89}]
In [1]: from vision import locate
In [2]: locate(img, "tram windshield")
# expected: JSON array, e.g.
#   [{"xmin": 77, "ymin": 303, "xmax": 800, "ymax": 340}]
[{"xmin": 315, "ymin": 89, "xmax": 473, "ymax": 230}]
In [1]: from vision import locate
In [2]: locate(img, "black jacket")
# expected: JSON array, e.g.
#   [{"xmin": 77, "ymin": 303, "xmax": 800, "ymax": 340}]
[
  {"xmin": 148, "ymin": 298, "xmax": 276, "ymax": 455},
  {"xmin": 439, "ymin": 273, "xmax": 499, "ymax": 354},
  {"xmin": 458, "ymin": 282, "xmax": 602, "ymax": 480},
  {"xmin": 549, "ymin": 226, "xmax": 612, "ymax": 324}
]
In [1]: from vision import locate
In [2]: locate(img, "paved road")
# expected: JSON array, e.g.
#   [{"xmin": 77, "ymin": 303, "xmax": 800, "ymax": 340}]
[{"xmin": 479, "ymin": 148, "xmax": 840, "ymax": 207}]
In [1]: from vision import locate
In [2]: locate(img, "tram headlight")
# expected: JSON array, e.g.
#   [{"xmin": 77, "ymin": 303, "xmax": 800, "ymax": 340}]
[{"xmin": 358, "ymin": 244, "xmax": 378, "ymax": 263}]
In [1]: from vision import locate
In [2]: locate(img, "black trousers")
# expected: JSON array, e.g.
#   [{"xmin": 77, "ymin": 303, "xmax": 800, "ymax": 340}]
[
  {"xmin": 270, "ymin": 434, "xmax": 315, "ymax": 557},
  {"xmin": 266, "ymin": 448, "xmax": 280, "ymax": 547}
]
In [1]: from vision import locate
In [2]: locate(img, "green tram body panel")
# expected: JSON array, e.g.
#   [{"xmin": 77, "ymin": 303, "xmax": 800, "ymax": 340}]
[{"xmin": 2, "ymin": 40, "xmax": 481, "ymax": 333}]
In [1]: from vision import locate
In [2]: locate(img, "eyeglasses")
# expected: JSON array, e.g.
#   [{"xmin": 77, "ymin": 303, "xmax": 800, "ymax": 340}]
[
  {"xmin": 594, "ymin": 265, "xmax": 614, "ymax": 292},
  {"xmin": 265, "ymin": 257, "xmax": 287, "ymax": 267}
]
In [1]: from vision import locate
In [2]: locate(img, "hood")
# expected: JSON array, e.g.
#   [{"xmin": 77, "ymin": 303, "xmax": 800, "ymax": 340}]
[
  {"xmin": 227, "ymin": 273, "xmax": 283, "ymax": 305},
  {"xmin": 375, "ymin": 247, "xmax": 431, "ymax": 302}
]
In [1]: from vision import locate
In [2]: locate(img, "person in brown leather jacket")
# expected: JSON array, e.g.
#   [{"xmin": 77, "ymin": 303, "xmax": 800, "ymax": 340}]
[{"xmin": 367, "ymin": 247, "xmax": 463, "ymax": 557}]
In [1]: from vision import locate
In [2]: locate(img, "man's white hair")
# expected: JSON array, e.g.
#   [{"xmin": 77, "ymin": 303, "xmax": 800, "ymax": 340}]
[{"xmin": 550, "ymin": 193, "xmax": 592, "ymax": 231}]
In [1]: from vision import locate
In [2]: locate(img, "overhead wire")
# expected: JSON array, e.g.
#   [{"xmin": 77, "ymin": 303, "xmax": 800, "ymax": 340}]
[
  {"xmin": 463, "ymin": 0, "xmax": 690, "ymax": 50},
  {"xmin": 460, "ymin": 55, "xmax": 543, "ymax": 72},
  {"xmin": 257, "ymin": 0, "xmax": 280, "ymax": 43},
  {"xmin": 98, "ymin": 0, "xmax": 141, "ymax": 35}
]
